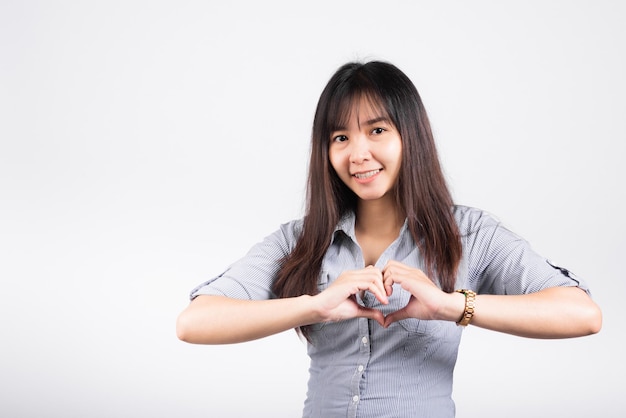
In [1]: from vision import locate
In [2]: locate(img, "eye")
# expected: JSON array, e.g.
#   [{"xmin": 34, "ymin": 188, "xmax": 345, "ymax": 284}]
[
  {"xmin": 332, "ymin": 134, "xmax": 348, "ymax": 143},
  {"xmin": 371, "ymin": 127, "xmax": 386, "ymax": 135}
]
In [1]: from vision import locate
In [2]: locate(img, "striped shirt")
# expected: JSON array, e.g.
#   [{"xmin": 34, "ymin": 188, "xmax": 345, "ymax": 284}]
[{"xmin": 190, "ymin": 205, "xmax": 588, "ymax": 418}]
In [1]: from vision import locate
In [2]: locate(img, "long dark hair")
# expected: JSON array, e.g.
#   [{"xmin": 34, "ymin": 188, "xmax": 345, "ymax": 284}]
[{"xmin": 272, "ymin": 61, "xmax": 461, "ymax": 336}]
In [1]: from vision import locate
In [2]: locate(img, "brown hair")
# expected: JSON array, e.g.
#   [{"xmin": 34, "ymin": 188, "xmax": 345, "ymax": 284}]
[{"xmin": 272, "ymin": 61, "xmax": 462, "ymax": 337}]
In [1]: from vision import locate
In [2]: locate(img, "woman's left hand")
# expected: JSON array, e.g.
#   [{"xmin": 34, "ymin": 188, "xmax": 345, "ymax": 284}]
[
  {"xmin": 382, "ymin": 260, "xmax": 463, "ymax": 328},
  {"xmin": 381, "ymin": 260, "xmax": 602, "ymax": 338}
]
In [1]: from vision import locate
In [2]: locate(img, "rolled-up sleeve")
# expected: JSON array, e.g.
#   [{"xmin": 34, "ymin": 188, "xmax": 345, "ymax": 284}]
[
  {"xmin": 190, "ymin": 219, "xmax": 302, "ymax": 301},
  {"xmin": 460, "ymin": 208, "xmax": 590, "ymax": 296}
]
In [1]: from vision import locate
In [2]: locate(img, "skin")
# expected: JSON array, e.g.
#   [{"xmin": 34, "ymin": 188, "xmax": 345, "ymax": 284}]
[{"xmin": 176, "ymin": 98, "xmax": 602, "ymax": 345}]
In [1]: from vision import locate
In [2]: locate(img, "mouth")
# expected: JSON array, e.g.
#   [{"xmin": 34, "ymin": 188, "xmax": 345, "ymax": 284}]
[{"xmin": 352, "ymin": 169, "xmax": 382, "ymax": 179}]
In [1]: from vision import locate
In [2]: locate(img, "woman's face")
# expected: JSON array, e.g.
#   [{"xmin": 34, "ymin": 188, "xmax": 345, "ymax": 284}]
[{"xmin": 328, "ymin": 97, "xmax": 402, "ymax": 202}]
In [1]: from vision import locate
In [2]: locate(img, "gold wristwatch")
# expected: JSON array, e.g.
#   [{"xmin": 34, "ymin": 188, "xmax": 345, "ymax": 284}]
[{"xmin": 455, "ymin": 289, "xmax": 476, "ymax": 326}]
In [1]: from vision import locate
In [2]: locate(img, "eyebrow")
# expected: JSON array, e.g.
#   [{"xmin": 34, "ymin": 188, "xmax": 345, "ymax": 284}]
[
  {"xmin": 331, "ymin": 116, "xmax": 390, "ymax": 132},
  {"xmin": 362, "ymin": 116, "xmax": 390, "ymax": 126}
]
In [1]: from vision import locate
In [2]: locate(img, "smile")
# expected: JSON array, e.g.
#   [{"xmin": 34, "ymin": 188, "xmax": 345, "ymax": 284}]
[{"xmin": 353, "ymin": 169, "xmax": 382, "ymax": 179}]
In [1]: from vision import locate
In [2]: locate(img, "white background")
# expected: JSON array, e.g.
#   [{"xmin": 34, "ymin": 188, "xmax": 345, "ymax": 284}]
[{"xmin": 1, "ymin": 1, "xmax": 624, "ymax": 417}]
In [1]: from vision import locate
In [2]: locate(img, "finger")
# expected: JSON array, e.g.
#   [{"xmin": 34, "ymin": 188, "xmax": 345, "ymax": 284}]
[
  {"xmin": 358, "ymin": 306, "xmax": 385, "ymax": 327},
  {"xmin": 383, "ymin": 259, "xmax": 399, "ymax": 270},
  {"xmin": 361, "ymin": 267, "xmax": 388, "ymax": 304},
  {"xmin": 382, "ymin": 265, "xmax": 394, "ymax": 293},
  {"xmin": 383, "ymin": 276, "xmax": 394, "ymax": 297},
  {"xmin": 383, "ymin": 307, "xmax": 410, "ymax": 328},
  {"xmin": 367, "ymin": 283, "xmax": 389, "ymax": 305},
  {"xmin": 369, "ymin": 273, "xmax": 389, "ymax": 304},
  {"xmin": 382, "ymin": 265, "xmax": 402, "ymax": 296}
]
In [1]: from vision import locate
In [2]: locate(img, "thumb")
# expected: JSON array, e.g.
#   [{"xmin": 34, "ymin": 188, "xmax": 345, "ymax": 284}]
[
  {"xmin": 357, "ymin": 306, "xmax": 385, "ymax": 327},
  {"xmin": 383, "ymin": 307, "xmax": 410, "ymax": 328}
]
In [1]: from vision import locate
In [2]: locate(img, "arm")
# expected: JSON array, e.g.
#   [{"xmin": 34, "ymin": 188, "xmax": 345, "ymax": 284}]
[
  {"xmin": 176, "ymin": 294, "xmax": 317, "ymax": 344},
  {"xmin": 466, "ymin": 286, "xmax": 602, "ymax": 338},
  {"xmin": 382, "ymin": 260, "xmax": 602, "ymax": 338},
  {"xmin": 177, "ymin": 266, "xmax": 389, "ymax": 344}
]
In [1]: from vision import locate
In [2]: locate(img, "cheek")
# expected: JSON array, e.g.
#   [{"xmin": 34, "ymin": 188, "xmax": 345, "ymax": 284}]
[
  {"xmin": 390, "ymin": 140, "xmax": 403, "ymax": 167},
  {"xmin": 380, "ymin": 141, "xmax": 402, "ymax": 167},
  {"xmin": 328, "ymin": 149, "xmax": 344, "ymax": 173}
]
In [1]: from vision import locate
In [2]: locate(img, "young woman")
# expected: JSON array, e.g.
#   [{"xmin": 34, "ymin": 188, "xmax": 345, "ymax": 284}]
[{"xmin": 176, "ymin": 61, "xmax": 602, "ymax": 417}]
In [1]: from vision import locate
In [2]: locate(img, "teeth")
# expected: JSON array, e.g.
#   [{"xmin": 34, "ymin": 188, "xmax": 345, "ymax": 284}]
[{"xmin": 354, "ymin": 169, "xmax": 381, "ymax": 179}]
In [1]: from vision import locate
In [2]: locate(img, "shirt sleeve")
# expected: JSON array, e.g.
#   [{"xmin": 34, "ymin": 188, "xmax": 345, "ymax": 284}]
[
  {"xmin": 460, "ymin": 208, "xmax": 590, "ymax": 296},
  {"xmin": 189, "ymin": 219, "xmax": 302, "ymax": 301}
]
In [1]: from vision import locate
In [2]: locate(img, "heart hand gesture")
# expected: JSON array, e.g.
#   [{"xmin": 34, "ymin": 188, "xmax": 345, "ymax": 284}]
[{"xmin": 313, "ymin": 265, "xmax": 388, "ymax": 326}]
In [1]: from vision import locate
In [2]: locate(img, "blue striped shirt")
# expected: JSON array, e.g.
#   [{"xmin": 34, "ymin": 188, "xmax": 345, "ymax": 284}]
[{"xmin": 190, "ymin": 205, "xmax": 588, "ymax": 417}]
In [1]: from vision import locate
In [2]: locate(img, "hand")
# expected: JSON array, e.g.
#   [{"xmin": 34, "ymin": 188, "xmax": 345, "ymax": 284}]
[
  {"xmin": 382, "ymin": 260, "xmax": 455, "ymax": 328},
  {"xmin": 313, "ymin": 265, "xmax": 388, "ymax": 326}
]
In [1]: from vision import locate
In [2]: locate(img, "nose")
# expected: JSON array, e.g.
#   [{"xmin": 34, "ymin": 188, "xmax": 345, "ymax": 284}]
[{"xmin": 349, "ymin": 135, "xmax": 371, "ymax": 164}]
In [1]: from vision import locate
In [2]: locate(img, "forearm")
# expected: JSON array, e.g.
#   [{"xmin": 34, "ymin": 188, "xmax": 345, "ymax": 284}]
[
  {"xmin": 469, "ymin": 286, "xmax": 602, "ymax": 338},
  {"xmin": 176, "ymin": 294, "xmax": 318, "ymax": 344}
]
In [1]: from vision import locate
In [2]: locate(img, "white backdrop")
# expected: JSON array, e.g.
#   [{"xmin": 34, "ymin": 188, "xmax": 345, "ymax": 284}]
[{"xmin": 1, "ymin": 1, "xmax": 624, "ymax": 417}]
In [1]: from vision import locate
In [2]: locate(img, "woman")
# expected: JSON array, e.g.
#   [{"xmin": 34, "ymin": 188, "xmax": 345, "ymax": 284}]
[{"xmin": 176, "ymin": 61, "xmax": 601, "ymax": 417}]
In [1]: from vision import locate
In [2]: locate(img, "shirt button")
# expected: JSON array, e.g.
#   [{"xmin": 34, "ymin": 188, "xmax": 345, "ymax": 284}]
[
  {"xmin": 352, "ymin": 395, "xmax": 359, "ymax": 403},
  {"xmin": 358, "ymin": 365, "xmax": 364, "ymax": 372},
  {"xmin": 361, "ymin": 336, "xmax": 368, "ymax": 345}
]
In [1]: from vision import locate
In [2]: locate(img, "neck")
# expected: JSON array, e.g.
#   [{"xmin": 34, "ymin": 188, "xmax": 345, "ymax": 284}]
[{"xmin": 355, "ymin": 195, "xmax": 404, "ymax": 237}]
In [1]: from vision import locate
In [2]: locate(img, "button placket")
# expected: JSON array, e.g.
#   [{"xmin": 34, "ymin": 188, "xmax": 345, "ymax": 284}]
[{"xmin": 347, "ymin": 318, "xmax": 371, "ymax": 417}]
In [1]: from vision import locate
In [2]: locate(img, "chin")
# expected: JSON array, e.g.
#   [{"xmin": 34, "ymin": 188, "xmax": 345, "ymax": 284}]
[{"xmin": 356, "ymin": 192, "xmax": 389, "ymax": 201}]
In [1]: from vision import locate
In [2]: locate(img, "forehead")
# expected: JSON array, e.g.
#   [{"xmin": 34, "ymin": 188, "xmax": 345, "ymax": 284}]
[{"xmin": 331, "ymin": 93, "xmax": 391, "ymax": 130}]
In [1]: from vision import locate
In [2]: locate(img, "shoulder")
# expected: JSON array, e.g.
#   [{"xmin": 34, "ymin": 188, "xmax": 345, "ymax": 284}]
[
  {"xmin": 451, "ymin": 205, "xmax": 526, "ymax": 254},
  {"xmin": 452, "ymin": 205, "xmax": 533, "ymax": 269},
  {"xmin": 277, "ymin": 218, "xmax": 304, "ymax": 240},
  {"xmin": 452, "ymin": 205, "xmax": 502, "ymax": 236},
  {"xmin": 267, "ymin": 218, "xmax": 304, "ymax": 253},
  {"xmin": 232, "ymin": 218, "xmax": 304, "ymax": 266}
]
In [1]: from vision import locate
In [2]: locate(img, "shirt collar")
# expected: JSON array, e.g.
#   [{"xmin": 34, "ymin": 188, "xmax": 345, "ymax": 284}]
[{"xmin": 331, "ymin": 211, "xmax": 357, "ymax": 245}]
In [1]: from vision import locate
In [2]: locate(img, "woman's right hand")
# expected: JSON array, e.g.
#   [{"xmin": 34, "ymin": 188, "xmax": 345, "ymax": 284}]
[
  {"xmin": 312, "ymin": 265, "xmax": 388, "ymax": 326},
  {"xmin": 177, "ymin": 266, "xmax": 389, "ymax": 345}
]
